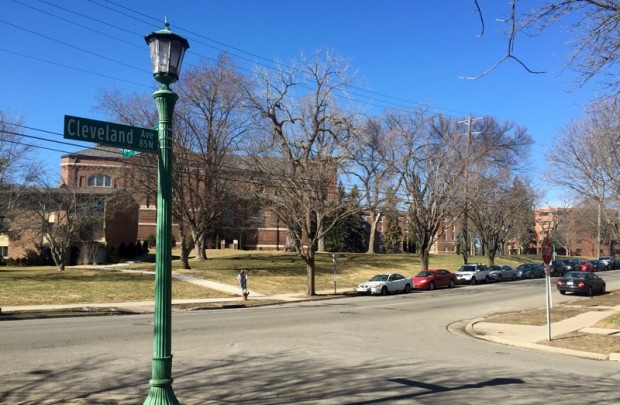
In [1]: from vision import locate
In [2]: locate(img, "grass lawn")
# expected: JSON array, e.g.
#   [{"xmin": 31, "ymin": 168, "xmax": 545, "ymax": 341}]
[
  {"xmin": 0, "ymin": 267, "xmax": 226, "ymax": 306},
  {"xmin": 1, "ymin": 250, "xmax": 530, "ymax": 305}
]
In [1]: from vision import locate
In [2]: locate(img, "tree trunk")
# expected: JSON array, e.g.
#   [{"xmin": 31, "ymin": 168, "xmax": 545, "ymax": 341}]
[
  {"xmin": 194, "ymin": 234, "xmax": 206, "ymax": 261},
  {"xmin": 180, "ymin": 239, "xmax": 192, "ymax": 270},
  {"xmin": 51, "ymin": 247, "xmax": 66, "ymax": 271},
  {"xmin": 305, "ymin": 253, "xmax": 316, "ymax": 296},
  {"xmin": 420, "ymin": 249, "xmax": 430, "ymax": 270},
  {"xmin": 488, "ymin": 253, "xmax": 496, "ymax": 267},
  {"xmin": 317, "ymin": 237, "xmax": 325, "ymax": 253},
  {"xmin": 366, "ymin": 213, "xmax": 380, "ymax": 254},
  {"xmin": 461, "ymin": 214, "xmax": 469, "ymax": 264}
]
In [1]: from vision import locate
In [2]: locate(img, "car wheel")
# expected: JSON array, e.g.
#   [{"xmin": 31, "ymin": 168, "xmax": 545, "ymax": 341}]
[
  {"xmin": 588, "ymin": 286, "xmax": 593, "ymax": 297},
  {"xmin": 381, "ymin": 286, "xmax": 388, "ymax": 296},
  {"xmin": 511, "ymin": 274, "xmax": 516, "ymax": 281},
  {"xmin": 429, "ymin": 282, "xmax": 435, "ymax": 290},
  {"xmin": 404, "ymin": 284, "xmax": 412, "ymax": 294},
  {"xmin": 449, "ymin": 280, "xmax": 455, "ymax": 288},
  {"xmin": 470, "ymin": 277, "xmax": 476, "ymax": 285},
  {"xmin": 559, "ymin": 290, "xmax": 566, "ymax": 295},
  {"xmin": 497, "ymin": 275, "xmax": 503, "ymax": 282},
  {"xmin": 600, "ymin": 285, "xmax": 606, "ymax": 295},
  {"xmin": 485, "ymin": 276, "xmax": 489, "ymax": 283}
]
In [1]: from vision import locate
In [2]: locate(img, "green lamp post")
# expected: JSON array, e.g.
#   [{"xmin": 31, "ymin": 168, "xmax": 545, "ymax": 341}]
[{"xmin": 144, "ymin": 20, "xmax": 189, "ymax": 405}]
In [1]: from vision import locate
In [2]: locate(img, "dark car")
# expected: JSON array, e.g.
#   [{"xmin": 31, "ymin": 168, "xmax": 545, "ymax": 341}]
[
  {"xmin": 550, "ymin": 260, "xmax": 567, "ymax": 277},
  {"xmin": 556, "ymin": 271, "xmax": 606, "ymax": 296},
  {"xmin": 598, "ymin": 256, "xmax": 613, "ymax": 270},
  {"xmin": 515, "ymin": 263, "xmax": 545, "ymax": 279},
  {"xmin": 563, "ymin": 258, "xmax": 582, "ymax": 272},
  {"xmin": 589, "ymin": 260, "xmax": 606, "ymax": 272}
]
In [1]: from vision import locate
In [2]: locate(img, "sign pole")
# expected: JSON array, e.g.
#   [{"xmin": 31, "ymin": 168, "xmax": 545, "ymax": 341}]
[
  {"xmin": 542, "ymin": 237, "xmax": 553, "ymax": 341},
  {"xmin": 332, "ymin": 254, "xmax": 337, "ymax": 294}
]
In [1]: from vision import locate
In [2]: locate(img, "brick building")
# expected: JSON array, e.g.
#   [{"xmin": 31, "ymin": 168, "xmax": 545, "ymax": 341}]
[{"xmin": 3, "ymin": 187, "xmax": 138, "ymax": 265}]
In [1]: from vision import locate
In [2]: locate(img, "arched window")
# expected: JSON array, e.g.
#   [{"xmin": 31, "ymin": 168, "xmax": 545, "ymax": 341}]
[{"xmin": 87, "ymin": 174, "xmax": 112, "ymax": 187}]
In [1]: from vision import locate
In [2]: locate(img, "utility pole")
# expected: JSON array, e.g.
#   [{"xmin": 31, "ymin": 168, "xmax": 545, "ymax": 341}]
[{"xmin": 457, "ymin": 116, "xmax": 481, "ymax": 263}]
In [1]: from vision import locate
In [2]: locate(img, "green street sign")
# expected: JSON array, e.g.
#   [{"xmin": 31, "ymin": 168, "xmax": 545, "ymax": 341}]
[{"xmin": 63, "ymin": 115, "xmax": 158, "ymax": 154}]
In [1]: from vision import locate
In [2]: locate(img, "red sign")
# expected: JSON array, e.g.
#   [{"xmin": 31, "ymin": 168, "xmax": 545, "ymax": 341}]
[{"xmin": 542, "ymin": 237, "xmax": 552, "ymax": 265}]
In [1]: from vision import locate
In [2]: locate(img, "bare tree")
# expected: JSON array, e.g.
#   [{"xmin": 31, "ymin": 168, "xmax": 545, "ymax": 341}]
[
  {"xmin": 468, "ymin": 0, "xmax": 620, "ymax": 91},
  {"xmin": 174, "ymin": 54, "xmax": 253, "ymax": 263},
  {"xmin": 97, "ymin": 54, "xmax": 252, "ymax": 269},
  {"xmin": 390, "ymin": 111, "xmax": 466, "ymax": 270},
  {"xmin": 0, "ymin": 111, "xmax": 41, "ymax": 238},
  {"xmin": 17, "ymin": 183, "xmax": 106, "ymax": 270},
  {"xmin": 347, "ymin": 117, "xmax": 399, "ymax": 253},
  {"xmin": 245, "ymin": 51, "xmax": 358, "ymax": 296},
  {"xmin": 546, "ymin": 98, "xmax": 620, "ymax": 249},
  {"xmin": 469, "ymin": 174, "xmax": 536, "ymax": 265}
]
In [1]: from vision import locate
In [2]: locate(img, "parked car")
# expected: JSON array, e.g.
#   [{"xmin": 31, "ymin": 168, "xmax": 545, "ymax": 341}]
[
  {"xmin": 556, "ymin": 271, "xmax": 606, "ymax": 296},
  {"xmin": 487, "ymin": 265, "xmax": 517, "ymax": 282},
  {"xmin": 550, "ymin": 260, "xmax": 567, "ymax": 277},
  {"xmin": 515, "ymin": 263, "xmax": 545, "ymax": 279},
  {"xmin": 589, "ymin": 259, "xmax": 606, "ymax": 272},
  {"xmin": 562, "ymin": 258, "xmax": 581, "ymax": 272},
  {"xmin": 598, "ymin": 256, "xmax": 613, "ymax": 270},
  {"xmin": 355, "ymin": 273, "xmax": 412, "ymax": 295},
  {"xmin": 455, "ymin": 263, "xmax": 491, "ymax": 285},
  {"xmin": 579, "ymin": 260, "xmax": 595, "ymax": 272},
  {"xmin": 612, "ymin": 258, "xmax": 620, "ymax": 270},
  {"xmin": 411, "ymin": 269, "xmax": 456, "ymax": 290}
]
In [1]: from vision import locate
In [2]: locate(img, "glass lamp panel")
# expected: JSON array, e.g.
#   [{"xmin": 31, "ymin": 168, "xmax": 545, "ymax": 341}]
[{"xmin": 168, "ymin": 42, "xmax": 186, "ymax": 77}]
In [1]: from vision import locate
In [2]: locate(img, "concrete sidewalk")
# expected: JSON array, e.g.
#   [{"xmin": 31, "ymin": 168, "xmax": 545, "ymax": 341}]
[{"xmin": 466, "ymin": 304, "xmax": 620, "ymax": 361}]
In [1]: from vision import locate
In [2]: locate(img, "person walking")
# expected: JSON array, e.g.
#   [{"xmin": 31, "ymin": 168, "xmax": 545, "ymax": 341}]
[{"xmin": 237, "ymin": 270, "xmax": 249, "ymax": 301}]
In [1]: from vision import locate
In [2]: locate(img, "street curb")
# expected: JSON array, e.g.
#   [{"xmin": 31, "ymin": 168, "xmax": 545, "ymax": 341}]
[{"xmin": 466, "ymin": 319, "xmax": 612, "ymax": 361}]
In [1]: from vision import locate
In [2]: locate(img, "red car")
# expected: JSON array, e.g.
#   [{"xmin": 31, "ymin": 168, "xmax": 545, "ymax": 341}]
[
  {"xmin": 579, "ymin": 260, "xmax": 594, "ymax": 272},
  {"xmin": 412, "ymin": 269, "xmax": 457, "ymax": 290}
]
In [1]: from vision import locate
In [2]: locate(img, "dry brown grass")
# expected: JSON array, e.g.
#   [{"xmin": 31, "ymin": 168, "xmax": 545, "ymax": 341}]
[
  {"xmin": 538, "ymin": 332, "xmax": 620, "ymax": 355},
  {"xmin": 485, "ymin": 307, "xmax": 595, "ymax": 326},
  {"xmin": 0, "ymin": 267, "xmax": 225, "ymax": 306},
  {"xmin": 485, "ymin": 290, "xmax": 620, "ymax": 355}
]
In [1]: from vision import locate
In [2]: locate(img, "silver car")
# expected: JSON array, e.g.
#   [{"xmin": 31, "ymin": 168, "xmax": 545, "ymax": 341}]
[
  {"xmin": 355, "ymin": 273, "xmax": 412, "ymax": 295},
  {"xmin": 488, "ymin": 265, "xmax": 517, "ymax": 281}
]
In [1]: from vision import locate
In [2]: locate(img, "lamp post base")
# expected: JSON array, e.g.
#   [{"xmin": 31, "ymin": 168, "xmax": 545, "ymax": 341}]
[{"xmin": 144, "ymin": 383, "xmax": 179, "ymax": 405}]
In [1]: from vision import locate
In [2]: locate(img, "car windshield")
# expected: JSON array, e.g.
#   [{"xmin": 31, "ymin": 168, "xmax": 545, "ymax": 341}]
[
  {"xmin": 416, "ymin": 271, "xmax": 433, "ymax": 277},
  {"xmin": 488, "ymin": 266, "xmax": 500, "ymax": 271},
  {"xmin": 565, "ymin": 272, "xmax": 585, "ymax": 279},
  {"xmin": 459, "ymin": 266, "xmax": 476, "ymax": 272},
  {"xmin": 369, "ymin": 274, "xmax": 388, "ymax": 282}
]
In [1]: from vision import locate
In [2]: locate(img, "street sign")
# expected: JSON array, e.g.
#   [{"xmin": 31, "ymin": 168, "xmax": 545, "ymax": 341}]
[
  {"xmin": 63, "ymin": 115, "xmax": 158, "ymax": 154},
  {"xmin": 542, "ymin": 237, "xmax": 552, "ymax": 265}
]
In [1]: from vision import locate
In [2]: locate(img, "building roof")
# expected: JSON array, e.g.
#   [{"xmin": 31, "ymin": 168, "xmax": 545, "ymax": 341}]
[{"xmin": 62, "ymin": 145, "xmax": 122, "ymax": 160}]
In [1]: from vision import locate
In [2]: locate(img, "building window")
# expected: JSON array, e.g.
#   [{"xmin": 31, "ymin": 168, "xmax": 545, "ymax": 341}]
[
  {"xmin": 0, "ymin": 246, "xmax": 7, "ymax": 257},
  {"xmin": 88, "ymin": 174, "xmax": 112, "ymax": 187},
  {"xmin": 81, "ymin": 223, "xmax": 104, "ymax": 241}
]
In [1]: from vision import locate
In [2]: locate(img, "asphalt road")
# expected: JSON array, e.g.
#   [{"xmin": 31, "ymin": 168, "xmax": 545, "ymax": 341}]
[{"xmin": 2, "ymin": 274, "xmax": 620, "ymax": 404}]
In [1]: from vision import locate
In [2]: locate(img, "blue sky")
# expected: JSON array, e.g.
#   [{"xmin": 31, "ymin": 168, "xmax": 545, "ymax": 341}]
[{"xmin": 3, "ymin": 0, "xmax": 598, "ymax": 204}]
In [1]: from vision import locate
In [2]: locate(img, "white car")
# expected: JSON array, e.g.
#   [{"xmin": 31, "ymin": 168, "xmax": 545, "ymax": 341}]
[
  {"xmin": 355, "ymin": 273, "xmax": 412, "ymax": 295},
  {"xmin": 455, "ymin": 263, "xmax": 491, "ymax": 285}
]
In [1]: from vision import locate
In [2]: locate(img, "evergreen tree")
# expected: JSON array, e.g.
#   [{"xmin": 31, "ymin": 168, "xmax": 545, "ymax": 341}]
[
  {"xmin": 382, "ymin": 213, "xmax": 402, "ymax": 253},
  {"xmin": 324, "ymin": 186, "xmax": 367, "ymax": 252}
]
